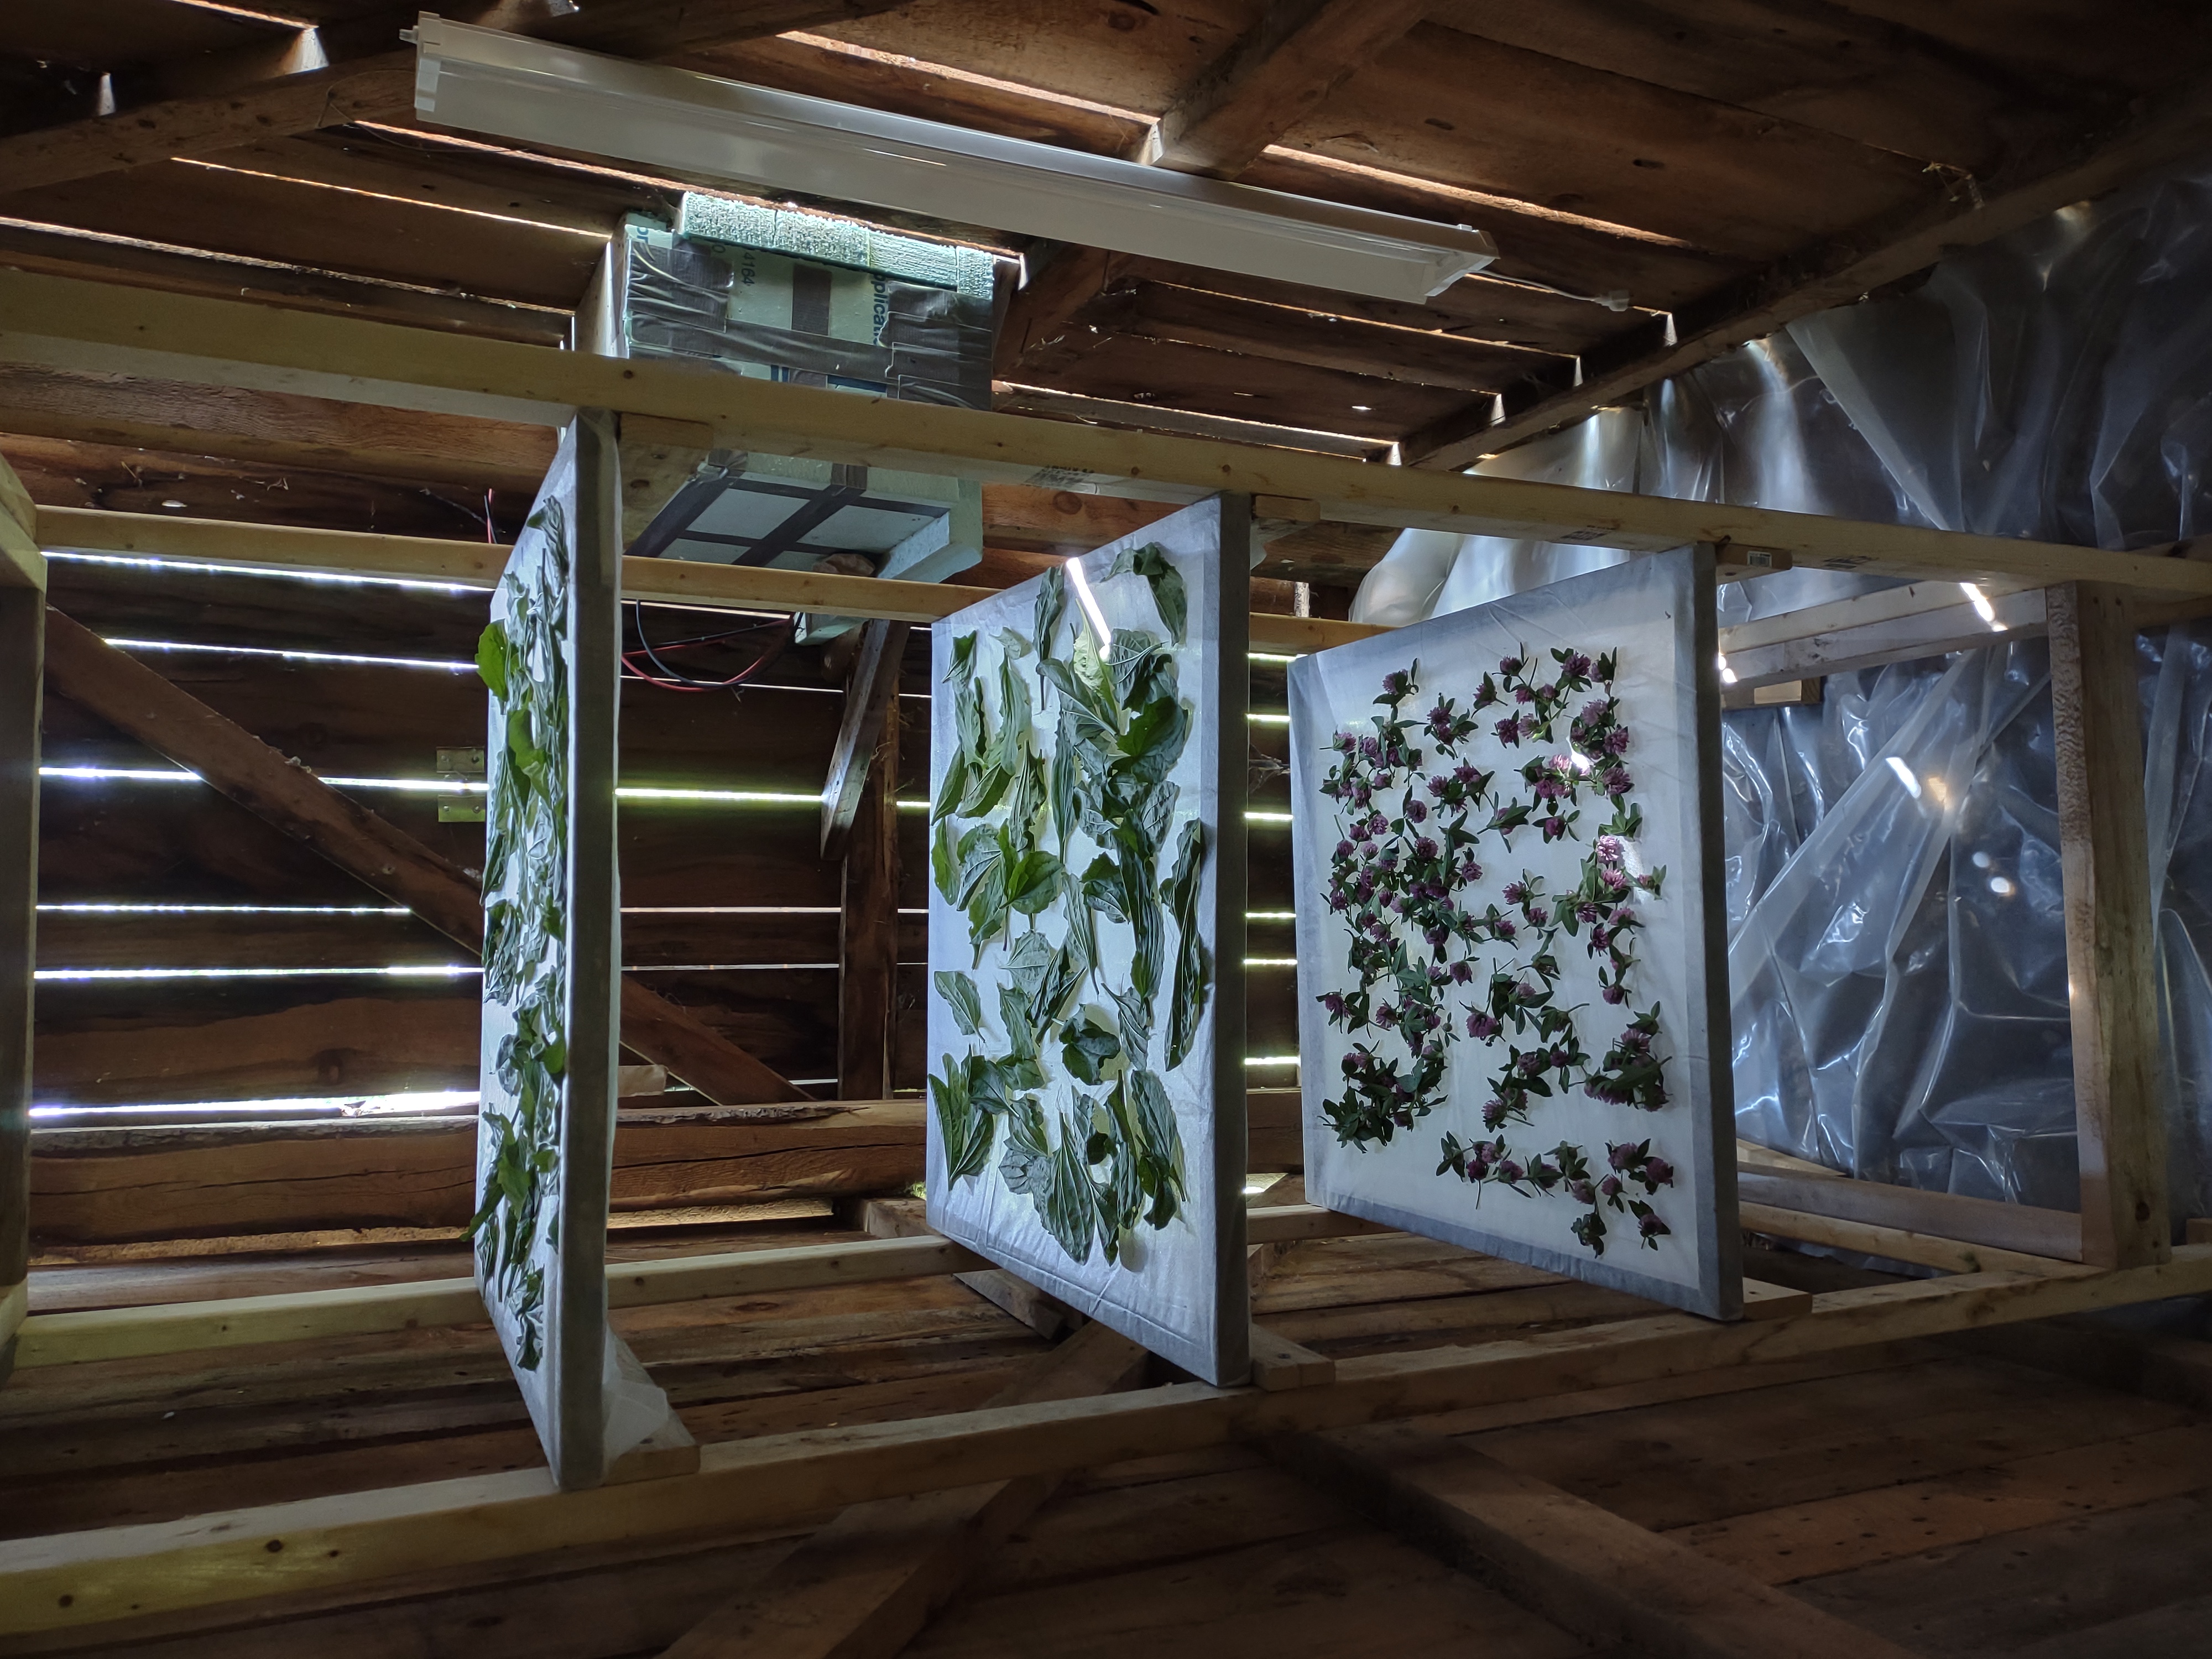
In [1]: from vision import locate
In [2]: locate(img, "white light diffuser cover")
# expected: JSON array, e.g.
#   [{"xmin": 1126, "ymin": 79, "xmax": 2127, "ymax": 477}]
[{"xmin": 412, "ymin": 18, "xmax": 1496, "ymax": 303}]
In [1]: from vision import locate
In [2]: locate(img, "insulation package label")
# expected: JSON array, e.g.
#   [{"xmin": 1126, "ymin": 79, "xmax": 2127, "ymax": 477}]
[{"xmin": 1288, "ymin": 547, "xmax": 1741, "ymax": 1318}]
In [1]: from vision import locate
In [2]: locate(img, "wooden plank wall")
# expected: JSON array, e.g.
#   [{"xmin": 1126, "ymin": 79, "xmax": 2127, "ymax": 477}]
[{"xmin": 32, "ymin": 556, "xmax": 1305, "ymax": 1113}]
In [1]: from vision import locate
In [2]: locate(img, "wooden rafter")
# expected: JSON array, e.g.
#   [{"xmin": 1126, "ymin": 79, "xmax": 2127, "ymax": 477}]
[
  {"xmin": 0, "ymin": 1, "xmax": 927, "ymax": 194},
  {"xmin": 1404, "ymin": 65, "xmax": 2212, "ymax": 468},
  {"xmin": 36, "ymin": 608, "xmax": 807, "ymax": 1105},
  {"xmin": 1143, "ymin": 0, "xmax": 1434, "ymax": 180}
]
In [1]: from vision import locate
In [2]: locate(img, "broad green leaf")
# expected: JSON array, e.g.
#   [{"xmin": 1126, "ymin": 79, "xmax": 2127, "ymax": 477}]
[
  {"xmin": 1061, "ymin": 1011, "xmax": 1121, "ymax": 1085},
  {"xmin": 1113, "ymin": 983, "xmax": 1153, "ymax": 1067},
  {"xmin": 930, "ymin": 1055, "xmax": 993, "ymax": 1182},
  {"xmin": 1038, "ymin": 1111, "xmax": 1097, "ymax": 1263},
  {"xmin": 950, "ymin": 631, "xmax": 977, "ymax": 676},
  {"xmin": 994, "ymin": 657, "xmax": 1032, "ymax": 775},
  {"xmin": 1164, "ymin": 820, "xmax": 1212, "ymax": 1071},
  {"xmin": 935, "ymin": 970, "xmax": 985, "ymax": 1037},
  {"xmin": 1005, "ymin": 848, "xmax": 1065, "ymax": 916},
  {"xmin": 953, "ymin": 824, "xmax": 1003, "ymax": 908},
  {"xmin": 1050, "ymin": 716, "xmax": 1079, "ymax": 854},
  {"xmin": 999, "ymin": 1096, "xmax": 1053, "ymax": 1197},
  {"xmin": 1034, "ymin": 565, "xmax": 1066, "ymax": 660},
  {"xmin": 1107, "ymin": 629, "xmax": 1169, "ymax": 710},
  {"xmin": 1109, "ymin": 542, "xmax": 1187, "ymax": 644},
  {"xmin": 957, "ymin": 761, "xmax": 1012, "ymax": 818},
  {"xmin": 1082, "ymin": 854, "xmax": 1127, "ymax": 924},
  {"xmin": 1004, "ymin": 931, "xmax": 1055, "ymax": 1004},
  {"xmin": 930, "ymin": 818, "xmax": 960, "ymax": 903},
  {"xmin": 1115, "ymin": 695, "xmax": 1188, "ymax": 787},
  {"xmin": 475, "ymin": 622, "xmax": 510, "ymax": 700},
  {"xmin": 998, "ymin": 982, "xmax": 1040, "ymax": 1071},
  {"xmin": 997, "ymin": 625, "xmax": 1031, "ymax": 660},
  {"xmin": 930, "ymin": 747, "xmax": 968, "ymax": 823}
]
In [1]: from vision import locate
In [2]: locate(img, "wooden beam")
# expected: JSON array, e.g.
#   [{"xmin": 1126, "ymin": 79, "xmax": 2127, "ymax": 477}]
[
  {"xmin": 7, "ymin": 1248, "xmax": 2210, "ymax": 1637},
  {"xmin": 15, "ymin": 1201, "xmax": 1339, "ymax": 1366},
  {"xmin": 37, "ymin": 608, "xmax": 805, "ymax": 1105},
  {"xmin": 0, "ymin": 2, "xmax": 926, "ymax": 194},
  {"xmin": 8, "ymin": 272, "xmax": 2202, "ymax": 593},
  {"xmin": 0, "ymin": 458, "xmax": 38, "ymax": 1374},
  {"xmin": 659, "ymin": 1319, "xmax": 1149, "ymax": 1659},
  {"xmin": 821, "ymin": 620, "xmax": 911, "ymax": 857},
  {"xmin": 1275, "ymin": 1424, "xmax": 1919, "ymax": 1659},
  {"xmin": 1402, "ymin": 67, "xmax": 2212, "ymax": 468},
  {"xmin": 1735, "ymin": 1171, "xmax": 2081, "ymax": 1262},
  {"xmin": 856, "ymin": 1197, "xmax": 1082, "ymax": 1340},
  {"xmin": 1144, "ymin": 0, "xmax": 1432, "ymax": 179},
  {"xmin": 15, "ymin": 1232, "xmax": 987, "ymax": 1368},
  {"xmin": 1722, "ymin": 586, "xmax": 2044, "ymax": 688},
  {"xmin": 2048, "ymin": 582, "xmax": 2171, "ymax": 1267},
  {"xmin": 29, "ymin": 504, "xmax": 1390, "ymax": 653},
  {"xmin": 1739, "ymin": 1202, "xmax": 2077, "ymax": 1279},
  {"xmin": 835, "ymin": 641, "xmax": 904, "ymax": 1099}
]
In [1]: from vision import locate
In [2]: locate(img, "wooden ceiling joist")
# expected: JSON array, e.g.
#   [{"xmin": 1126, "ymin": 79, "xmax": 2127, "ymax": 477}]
[
  {"xmin": 0, "ymin": 1, "xmax": 926, "ymax": 195},
  {"xmin": 1141, "ymin": 0, "xmax": 1433, "ymax": 180},
  {"xmin": 1404, "ymin": 63, "xmax": 2212, "ymax": 468},
  {"xmin": 8, "ymin": 269, "xmax": 2202, "ymax": 594}
]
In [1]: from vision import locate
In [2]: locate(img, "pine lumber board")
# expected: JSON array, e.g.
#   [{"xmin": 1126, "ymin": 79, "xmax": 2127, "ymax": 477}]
[
  {"xmin": 1738, "ymin": 1202, "xmax": 2074, "ymax": 1278},
  {"xmin": 1675, "ymin": 1422, "xmax": 2212, "ymax": 1585},
  {"xmin": 9, "ymin": 1251, "xmax": 2212, "ymax": 1635},
  {"xmin": 13, "ymin": 1202, "xmax": 1352, "ymax": 1366},
  {"xmin": 1734, "ymin": 1171, "xmax": 2082, "ymax": 1262},
  {"xmin": 1275, "ymin": 1422, "xmax": 1919, "ymax": 1659},
  {"xmin": 8, "ymin": 272, "xmax": 2203, "ymax": 595}
]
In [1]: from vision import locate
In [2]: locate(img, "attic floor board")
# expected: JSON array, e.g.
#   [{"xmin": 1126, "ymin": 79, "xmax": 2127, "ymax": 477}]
[{"xmin": 7, "ymin": 1234, "xmax": 2212, "ymax": 1655}]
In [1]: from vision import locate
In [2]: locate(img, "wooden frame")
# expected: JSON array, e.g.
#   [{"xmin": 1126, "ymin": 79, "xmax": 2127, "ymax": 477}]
[
  {"xmin": 0, "ymin": 455, "xmax": 40, "ymax": 1376},
  {"xmin": 0, "ymin": 270, "xmax": 2194, "ymax": 1638},
  {"xmin": 7, "ymin": 269, "xmax": 2212, "ymax": 596}
]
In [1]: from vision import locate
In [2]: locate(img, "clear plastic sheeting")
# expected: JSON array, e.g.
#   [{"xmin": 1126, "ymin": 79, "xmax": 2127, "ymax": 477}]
[{"xmin": 1350, "ymin": 154, "xmax": 2212, "ymax": 1228}]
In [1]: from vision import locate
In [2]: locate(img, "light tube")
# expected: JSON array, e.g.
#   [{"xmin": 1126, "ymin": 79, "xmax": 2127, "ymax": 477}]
[{"xmin": 410, "ymin": 19, "xmax": 1497, "ymax": 302}]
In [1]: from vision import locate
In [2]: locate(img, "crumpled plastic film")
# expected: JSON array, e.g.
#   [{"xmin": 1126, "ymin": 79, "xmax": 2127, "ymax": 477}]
[{"xmin": 1348, "ymin": 154, "xmax": 2212, "ymax": 1224}]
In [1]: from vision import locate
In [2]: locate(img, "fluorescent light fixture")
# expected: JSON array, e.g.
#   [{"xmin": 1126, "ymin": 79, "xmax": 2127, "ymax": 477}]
[{"xmin": 410, "ymin": 18, "xmax": 1497, "ymax": 302}]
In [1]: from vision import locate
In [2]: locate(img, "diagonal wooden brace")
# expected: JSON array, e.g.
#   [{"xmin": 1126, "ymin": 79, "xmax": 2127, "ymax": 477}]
[{"xmin": 39, "ymin": 606, "xmax": 805, "ymax": 1104}]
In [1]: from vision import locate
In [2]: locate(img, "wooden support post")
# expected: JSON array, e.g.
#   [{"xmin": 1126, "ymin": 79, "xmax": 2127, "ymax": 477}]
[
  {"xmin": 659, "ymin": 1318, "xmax": 1149, "ymax": 1659},
  {"xmin": 36, "ymin": 609, "xmax": 806, "ymax": 1106},
  {"xmin": 1274, "ymin": 1425, "xmax": 1920, "ymax": 1659},
  {"xmin": 2048, "ymin": 581, "xmax": 2170, "ymax": 1266},
  {"xmin": 836, "ymin": 639, "xmax": 905, "ymax": 1100},
  {"xmin": 857, "ymin": 1197, "xmax": 1079, "ymax": 1339},
  {"xmin": 0, "ymin": 457, "xmax": 39, "ymax": 1376}
]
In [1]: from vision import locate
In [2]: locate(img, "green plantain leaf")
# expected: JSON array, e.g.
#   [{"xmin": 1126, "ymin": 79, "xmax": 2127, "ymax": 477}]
[
  {"xmin": 1005, "ymin": 847, "xmax": 1065, "ymax": 916},
  {"xmin": 475, "ymin": 622, "xmax": 510, "ymax": 700},
  {"xmin": 1115, "ymin": 695, "xmax": 1188, "ymax": 787},
  {"xmin": 935, "ymin": 970, "xmax": 986, "ymax": 1037},
  {"xmin": 1164, "ymin": 819, "xmax": 1212, "ymax": 1072},
  {"xmin": 1112, "ymin": 982, "xmax": 1153, "ymax": 1067},
  {"xmin": 1109, "ymin": 543, "xmax": 1187, "ymax": 644},
  {"xmin": 1034, "ymin": 566, "xmax": 1065, "ymax": 660},
  {"xmin": 998, "ymin": 981, "xmax": 1040, "ymax": 1072},
  {"xmin": 953, "ymin": 823, "xmax": 1003, "ymax": 907},
  {"xmin": 931, "ymin": 818, "xmax": 961, "ymax": 904},
  {"xmin": 950, "ymin": 631, "xmax": 977, "ymax": 676},
  {"xmin": 931, "ymin": 1055, "xmax": 994, "ymax": 1182},
  {"xmin": 1061, "ymin": 1010, "xmax": 1122, "ymax": 1085},
  {"xmin": 1038, "ymin": 1111, "xmax": 1098, "ymax": 1263},
  {"xmin": 999, "ymin": 1096, "xmax": 1053, "ymax": 1197},
  {"xmin": 1106, "ymin": 629, "xmax": 1170, "ymax": 710},
  {"xmin": 1004, "ymin": 931, "xmax": 1055, "ymax": 1004}
]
